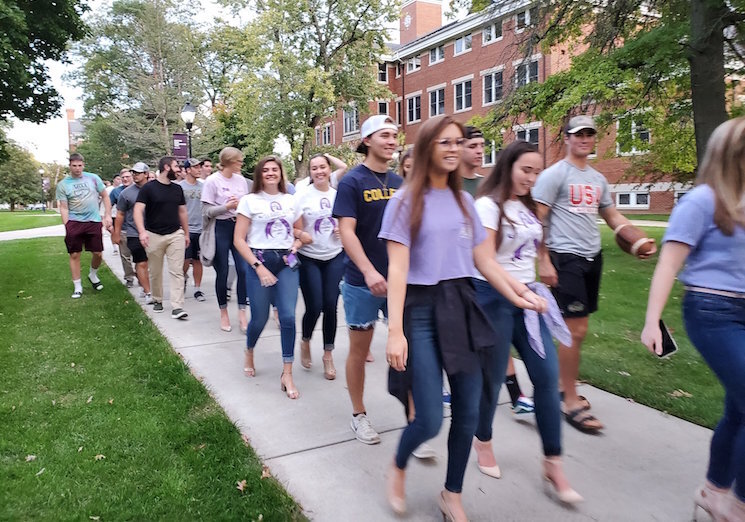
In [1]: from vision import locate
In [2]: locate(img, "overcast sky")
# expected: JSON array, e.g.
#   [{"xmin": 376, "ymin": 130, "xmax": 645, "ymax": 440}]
[{"xmin": 6, "ymin": 0, "xmax": 435, "ymax": 165}]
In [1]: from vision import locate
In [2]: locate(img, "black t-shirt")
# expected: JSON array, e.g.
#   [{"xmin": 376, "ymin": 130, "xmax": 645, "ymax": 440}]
[
  {"xmin": 332, "ymin": 164, "xmax": 403, "ymax": 287},
  {"xmin": 136, "ymin": 180, "xmax": 186, "ymax": 235}
]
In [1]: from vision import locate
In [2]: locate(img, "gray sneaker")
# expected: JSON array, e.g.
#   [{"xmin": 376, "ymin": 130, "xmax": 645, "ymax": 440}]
[
  {"xmin": 153, "ymin": 302, "xmax": 164, "ymax": 312},
  {"xmin": 144, "ymin": 293, "xmax": 154, "ymax": 305},
  {"xmin": 412, "ymin": 443, "xmax": 437, "ymax": 459},
  {"xmin": 194, "ymin": 290, "xmax": 205, "ymax": 302},
  {"xmin": 171, "ymin": 308, "xmax": 188, "ymax": 320},
  {"xmin": 350, "ymin": 414, "xmax": 380, "ymax": 445},
  {"xmin": 125, "ymin": 279, "xmax": 134, "ymax": 288}
]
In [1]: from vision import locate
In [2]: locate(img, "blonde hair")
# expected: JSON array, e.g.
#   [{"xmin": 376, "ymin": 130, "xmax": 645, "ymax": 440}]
[
  {"xmin": 697, "ymin": 117, "xmax": 745, "ymax": 235},
  {"xmin": 217, "ymin": 147, "xmax": 243, "ymax": 170}
]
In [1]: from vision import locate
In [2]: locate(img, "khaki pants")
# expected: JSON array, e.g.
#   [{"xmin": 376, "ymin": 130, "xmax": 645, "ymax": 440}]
[
  {"xmin": 118, "ymin": 231, "xmax": 136, "ymax": 283},
  {"xmin": 146, "ymin": 229, "xmax": 185, "ymax": 309}
]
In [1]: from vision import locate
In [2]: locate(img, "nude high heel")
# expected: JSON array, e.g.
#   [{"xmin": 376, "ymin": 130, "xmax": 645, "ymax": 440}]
[
  {"xmin": 543, "ymin": 457, "xmax": 583, "ymax": 505},
  {"xmin": 693, "ymin": 483, "xmax": 730, "ymax": 521},
  {"xmin": 472, "ymin": 437, "xmax": 501, "ymax": 479}
]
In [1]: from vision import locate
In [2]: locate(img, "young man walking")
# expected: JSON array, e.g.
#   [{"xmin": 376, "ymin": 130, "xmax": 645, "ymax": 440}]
[
  {"xmin": 178, "ymin": 159, "xmax": 205, "ymax": 301},
  {"xmin": 460, "ymin": 126, "xmax": 485, "ymax": 197},
  {"xmin": 199, "ymin": 158, "xmax": 212, "ymax": 180},
  {"xmin": 109, "ymin": 168, "xmax": 136, "ymax": 287},
  {"xmin": 134, "ymin": 156, "xmax": 190, "ymax": 320},
  {"xmin": 113, "ymin": 162, "xmax": 152, "ymax": 303},
  {"xmin": 533, "ymin": 115, "xmax": 655, "ymax": 433},
  {"xmin": 333, "ymin": 115, "xmax": 403, "ymax": 444},
  {"xmin": 56, "ymin": 153, "xmax": 112, "ymax": 298}
]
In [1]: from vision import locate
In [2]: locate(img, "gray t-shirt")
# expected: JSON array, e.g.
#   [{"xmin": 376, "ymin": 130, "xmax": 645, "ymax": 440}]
[
  {"xmin": 178, "ymin": 179, "xmax": 203, "ymax": 233},
  {"xmin": 532, "ymin": 159, "xmax": 613, "ymax": 257},
  {"xmin": 116, "ymin": 184, "xmax": 141, "ymax": 236}
]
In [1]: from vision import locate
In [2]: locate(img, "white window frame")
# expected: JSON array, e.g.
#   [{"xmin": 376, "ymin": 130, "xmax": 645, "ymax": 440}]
[
  {"xmin": 515, "ymin": 6, "xmax": 538, "ymax": 33},
  {"xmin": 377, "ymin": 100, "xmax": 389, "ymax": 115},
  {"xmin": 452, "ymin": 74, "xmax": 473, "ymax": 113},
  {"xmin": 406, "ymin": 55, "xmax": 421, "ymax": 73},
  {"xmin": 674, "ymin": 190, "xmax": 689, "ymax": 204},
  {"xmin": 315, "ymin": 127, "xmax": 321, "ymax": 146},
  {"xmin": 429, "ymin": 45, "xmax": 445, "ymax": 65},
  {"xmin": 395, "ymin": 63, "xmax": 402, "ymax": 78},
  {"xmin": 428, "ymin": 84, "xmax": 446, "ymax": 117},
  {"xmin": 377, "ymin": 63, "xmax": 388, "ymax": 83},
  {"xmin": 343, "ymin": 107, "xmax": 359, "ymax": 136},
  {"xmin": 322, "ymin": 124, "xmax": 332, "ymax": 145},
  {"xmin": 513, "ymin": 56, "xmax": 540, "ymax": 88},
  {"xmin": 482, "ymin": 21, "xmax": 503, "ymax": 45},
  {"xmin": 395, "ymin": 97, "xmax": 403, "ymax": 126},
  {"xmin": 616, "ymin": 117, "xmax": 651, "ymax": 156},
  {"xmin": 513, "ymin": 121, "xmax": 542, "ymax": 146},
  {"xmin": 483, "ymin": 139, "xmax": 497, "ymax": 166},
  {"xmin": 454, "ymin": 34, "xmax": 473, "ymax": 56},
  {"xmin": 615, "ymin": 192, "xmax": 650, "ymax": 210},
  {"xmin": 406, "ymin": 92, "xmax": 422, "ymax": 124},
  {"xmin": 481, "ymin": 66, "xmax": 504, "ymax": 106}
]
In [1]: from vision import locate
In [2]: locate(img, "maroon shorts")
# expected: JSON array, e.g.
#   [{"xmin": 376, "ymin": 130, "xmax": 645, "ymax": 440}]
[{"xmin": 64, "ymin": 221, "xmax": 104, "ymax": 254}]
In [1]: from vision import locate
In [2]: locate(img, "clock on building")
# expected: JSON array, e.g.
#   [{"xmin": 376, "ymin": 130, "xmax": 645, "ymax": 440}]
[{"xmin": 403, "ymin": 13, "xmax": 412, "ymax": 28}]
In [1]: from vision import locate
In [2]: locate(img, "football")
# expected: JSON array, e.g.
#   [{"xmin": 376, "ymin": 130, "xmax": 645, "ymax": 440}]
[{"xmin": 614, "ymin": 224, "xmax": 655, "ymax": 257}]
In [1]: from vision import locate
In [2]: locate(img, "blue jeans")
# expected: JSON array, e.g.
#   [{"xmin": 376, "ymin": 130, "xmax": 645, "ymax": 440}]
[
  {"xmin": 394, "ymin": 303, "xmax": 482, "ymax": 493},
  {"xmin": 246, "ymin": 250, "xmax": 299, "ymax": 363},
  {"xmin": 683, "ymin": 291, "xmax": 745, "ymax": 501},
  {"xmin": 214, "ymin": 219, "xmax": 248, "ymax": 309},
  {"xmin": 473, "ymin": 279, "xmax": 562, "ymax": 456},
  {"xmin": 298, "ymin": 252, "xmax": 344, "ymax": 349},
  {"xmin": 341, "ymin": 281, "xmax": 387, "ymax": 330}
]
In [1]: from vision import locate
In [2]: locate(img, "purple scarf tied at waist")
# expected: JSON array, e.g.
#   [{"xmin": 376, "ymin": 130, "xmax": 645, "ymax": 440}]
[{"xmin": 523, "ymin": 282, "xmax": 572, "ymax": 359}]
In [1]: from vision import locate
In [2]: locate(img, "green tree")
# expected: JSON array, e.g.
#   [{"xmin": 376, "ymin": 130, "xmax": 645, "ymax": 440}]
[
  {"xmin": 0, "ymin": 144, "xmax": 42, "ymax": 211},
  {"xmin": 474, "ymin": 0, "xmax": 744, "ymax": 180},
  {"xmin": 0, "ymin": 1, "xmax": 87, "ymax": 158},
  {"xmin": 225, "ymin": 0, "xmax": 398, "ymax": 177}
]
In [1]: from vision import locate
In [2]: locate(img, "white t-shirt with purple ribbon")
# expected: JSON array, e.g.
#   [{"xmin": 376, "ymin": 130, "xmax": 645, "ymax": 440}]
[
  {"xmin": 296, "ymin": 185, "xmax": 342, "ymax": 261},
  {"xmin": 237, "ymin": 192, "xmax": 301, "ymax": 249},
  {"xmin": 474, "ymin": 197, "xmax": 542, "ymax": 284}
]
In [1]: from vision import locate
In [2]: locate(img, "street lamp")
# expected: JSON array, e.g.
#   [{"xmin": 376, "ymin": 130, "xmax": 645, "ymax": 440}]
[
  {"xmin": 38, "ymin": 168, "xmax": 46, "ymax": 212},
  {"xmin": 180, "ymin": 101, "xmax": 196, "ymax": 158}
]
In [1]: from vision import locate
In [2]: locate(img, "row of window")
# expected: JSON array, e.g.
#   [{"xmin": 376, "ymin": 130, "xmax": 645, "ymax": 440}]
[{"xmin": 380, "ymin": 7, "xmax": 538, "ymax": 81}]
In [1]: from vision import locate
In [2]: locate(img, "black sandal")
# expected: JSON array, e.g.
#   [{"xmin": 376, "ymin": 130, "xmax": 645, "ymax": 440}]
[
  {"xmin": 560, "ymin": 392, "xmax": 591, "ymax": 411},
  {"xmin": 87, "ymin": 275, "xmax": 103, "ymax": 291},
  {"xmin": 564, "ymin": 407, "xmax": 603, "ymax": 434}
]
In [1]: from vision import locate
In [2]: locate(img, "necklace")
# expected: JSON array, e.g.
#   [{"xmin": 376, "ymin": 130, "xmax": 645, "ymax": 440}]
[{"xmin": 371, "ymin": 170, "xmax": 389, "ymax": 190}]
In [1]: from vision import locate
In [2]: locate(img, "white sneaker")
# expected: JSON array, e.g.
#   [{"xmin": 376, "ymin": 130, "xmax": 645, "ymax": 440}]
[
  {"xmin": 412, "ymin": 443, "xmax": 437, "ymax": 459},
  {"xmin": 144, "ymin": 293, "xmax": 154, "ymax": 304},
  {"xmin": 350, "ymin": 414, "xmax": 381, "ymax": 445}
]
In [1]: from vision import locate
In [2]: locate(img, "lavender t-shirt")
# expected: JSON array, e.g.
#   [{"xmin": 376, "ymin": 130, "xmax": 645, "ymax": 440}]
[
  {"xmin": 379, "ymin": 187, "xmax": 485, "ymax": 285},
  {"xmin": 664, "ymin": 184, "xmax": 745, "ymax": 293}
]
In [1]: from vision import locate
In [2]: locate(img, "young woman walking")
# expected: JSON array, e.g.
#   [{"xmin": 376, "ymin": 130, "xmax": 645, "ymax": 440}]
[
  {"xmin": 471, "ymin": 140, "xmax": 582, "ymax": 505},
  {"xmin": 379, "ymin": 116, "xmax": 544, "ymax": 521},
  {"xmin": 201, "ymin": 147, "xmax": 251, "ymax": 332},
  {"xmin": 295, "ymin": 153, "xmax": 345, "ymax": 380},
  {"xmin": 642, "ymin": 117, "xmax": 745, "ymax": 521},
  {"xmin": 234, "ymin": 156, "xmax": 309, "ymax": 399}
]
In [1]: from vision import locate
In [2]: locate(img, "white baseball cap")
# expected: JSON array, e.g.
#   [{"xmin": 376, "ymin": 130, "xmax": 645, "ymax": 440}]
[
  {"xmin": 131, "ymin": 162, "xmax": 149, "ymax": 173},
  {"xmin": 356, "ymin": 115, "xmax": 398, "ymax": 153},
  {"xmin": 565, "ymin": 115, "xmax": 597, "ymax": 134}
]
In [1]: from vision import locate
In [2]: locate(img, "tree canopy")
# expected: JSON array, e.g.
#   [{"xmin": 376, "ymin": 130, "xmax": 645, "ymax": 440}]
[{"xmin": 0, "ymin": 143, "xmax": 42, "ymax": 210}]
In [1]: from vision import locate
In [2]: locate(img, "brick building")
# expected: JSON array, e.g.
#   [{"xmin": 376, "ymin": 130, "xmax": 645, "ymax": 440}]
[{"xmin": 314, "ymin": 0, "xmax": 690, "ymax": 213}]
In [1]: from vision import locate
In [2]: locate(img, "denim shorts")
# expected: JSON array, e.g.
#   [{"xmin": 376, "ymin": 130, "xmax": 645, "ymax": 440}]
[{"xmin": 341, "ymin": 281, "xmax": 387, "ymax": 330}]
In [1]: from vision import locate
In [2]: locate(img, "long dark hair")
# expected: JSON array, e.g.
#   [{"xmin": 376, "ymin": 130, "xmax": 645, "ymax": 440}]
[
  {"xmin": 477, "ymin": 140, "xmax": 539, "ymax": 250},
  {"xmin": 405, "ymin": 116, "xmax": 471, "ymax": 242},
  {"xmin": 399, "ymin": 148, "xmax": 413, "ymax": 178},
  {"xmin": 252, "ymin": 156, "xmax": 288, "ymax": 194}
]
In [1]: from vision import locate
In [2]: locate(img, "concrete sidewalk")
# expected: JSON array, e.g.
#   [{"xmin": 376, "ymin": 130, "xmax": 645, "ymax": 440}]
[{"xmin": 8, "ymin": 227, "xmax": 711, "ymax": 521}]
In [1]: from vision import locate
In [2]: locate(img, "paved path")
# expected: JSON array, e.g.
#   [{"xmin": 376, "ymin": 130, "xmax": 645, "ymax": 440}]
[{"xmin": 7, "ymin": 225, "xmax": 711, "ymax": 521}]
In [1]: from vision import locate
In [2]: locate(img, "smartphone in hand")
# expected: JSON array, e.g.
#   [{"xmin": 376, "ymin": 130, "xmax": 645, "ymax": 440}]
[
  {"xmin": 656, "ymin": 319, "xmax": 678, "ymax": 358},
  {"xmin": 286, "ymin": 252, "xmax": 301, "ymax": 271}
]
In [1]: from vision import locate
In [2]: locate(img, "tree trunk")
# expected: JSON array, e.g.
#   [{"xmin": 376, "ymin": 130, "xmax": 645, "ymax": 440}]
[{"xmin": 688, "ymin": 0, "xmax": 729, "ymax": 166}]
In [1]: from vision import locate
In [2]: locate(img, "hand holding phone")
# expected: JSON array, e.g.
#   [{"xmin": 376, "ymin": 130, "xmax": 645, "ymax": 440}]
[
  {"xmin": 656, "ymin": 319, "xmax": 678, "ymax": 358},
  {"xmin": 286, "ymin": 252, "xmax": 301, "ymax": 271}
]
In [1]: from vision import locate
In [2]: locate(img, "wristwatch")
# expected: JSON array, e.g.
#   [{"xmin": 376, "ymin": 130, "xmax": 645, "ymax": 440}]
[{"xmin": 252, "ymin": 261, "xmax": 262, "ymax": 269}]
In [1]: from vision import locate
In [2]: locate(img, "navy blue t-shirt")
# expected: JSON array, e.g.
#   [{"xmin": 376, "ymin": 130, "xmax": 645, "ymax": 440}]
[{"xmin": 332, "ymin": 164, "xmax": 403, "ymax": 287}]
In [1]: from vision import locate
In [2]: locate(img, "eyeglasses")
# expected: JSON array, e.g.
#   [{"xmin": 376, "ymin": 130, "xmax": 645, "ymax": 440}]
[{"xmin": 435, "ymin": 138, "xmax": 466, "ymax": 148}]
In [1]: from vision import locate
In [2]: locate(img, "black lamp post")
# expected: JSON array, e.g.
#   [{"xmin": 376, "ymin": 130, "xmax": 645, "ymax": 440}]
[
  {"xmin": 180, "ymin": 102, "xmax": 196, "ymax": 158},
  {"xmin": 38, "ymin": 168, "xmax": 46, "ymax": 212}
]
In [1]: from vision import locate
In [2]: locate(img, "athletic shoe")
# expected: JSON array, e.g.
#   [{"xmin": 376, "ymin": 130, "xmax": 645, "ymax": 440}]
[
  {"xmin": 194, "ymin": 290, "xmax": 205, "ymax": 302},
  {"xmin": 139, "ymin": 289, "xmax": 146, "ymax": 298},
  {"xmin": 153, "ymin": 302, "xmax": 164, "ymax": 313},
  {"xmin": 171, "ymin": 308, "xmax": 188, "ymax": 320},
  {"xmin": 144, "ymin": 293, "xmax": 154, "ymax": 305},
  {"xmin": 71, "ymin": 290, "xmax": 82, "ymax": 299},
  {"xmin": 442, "ymin": 388, "xmax": 451, "ymax": 409},
  {"xmin": 512, "ymin": 396, "xmax": 535, "ymax": 415},
  {"xmin": 226, "ymin": 290, "xmax": 231, "ymax": 301},
  {"xmin": 125, "ymin": 279, "xmax": 134, "ymax": 288},
  {"xmin": 412, "ymin": 443, "xmax": 437, "ymax": 459},
  {"xmin": 350, "ymin": 414, "xmax": 381, "ymax": 445}
]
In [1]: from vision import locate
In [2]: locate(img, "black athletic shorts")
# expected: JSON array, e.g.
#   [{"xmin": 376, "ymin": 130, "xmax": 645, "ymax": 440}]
[
  {"xmin": 184, "ymin": 232, "xmax": 201, "ymax": 260},
  {"xmin": 549, "ymin": 251, "xmax": 603, "ymax": 318},
  {"xmin": 126, "ymin": 235, "xmax": 148, "ymax": 264}
]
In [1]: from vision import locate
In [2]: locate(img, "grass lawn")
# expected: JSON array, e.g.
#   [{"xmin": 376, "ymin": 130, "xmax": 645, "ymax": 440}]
[
  {"xmin": 0, "ymin": 239, "xmax": 304, "ymax": 520},
  {"xmin": 579, "ymin": 226, "xmax": 723, "ymax": 429},
  {"xmin": 0, "ymin": 211, "xmax": 61, "ymax": 232},
  {"xmin": 621, "ymin": 213, "xmax": 669, "ymax": 222}
]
